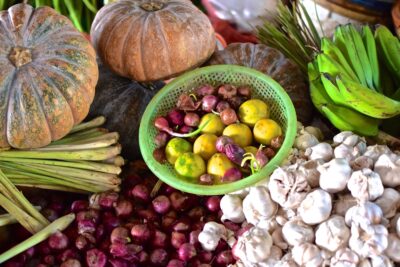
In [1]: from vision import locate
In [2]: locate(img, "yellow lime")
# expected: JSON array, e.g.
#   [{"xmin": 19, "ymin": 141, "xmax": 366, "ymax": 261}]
[
  {"xmin": 207, "ymin": 153, "xmax": 235, "ymax": 181},
  {"xmin": 165, "ymin": 138, "xmax": 193, "ymax": 164},
  {"xmin": 222, "ymin": 123, "xmax": 253, "ymax": 147},
  {"xmin": 174, "ymin": 152, "xmax": 206, "ymax": 180},
  {"xmin": 253, "ymin": 119, "xmax": 282, "ymax": 145},
  {"xmin": 199, "ymin": 114, "xmax": 225, "ymax": 136},
  {"xmin": 244, "ymin": 146, "xmax": 258, "ymax": 156},
  {"xmin": 238, "ymin": 99, "xmax": 269, "ymax": 127},
  {"xmin": 193, "ymin": 134, "xmax": 218, "ymax": 160}
]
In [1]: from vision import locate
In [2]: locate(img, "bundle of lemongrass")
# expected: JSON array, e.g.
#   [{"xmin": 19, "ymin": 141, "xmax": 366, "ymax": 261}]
[{"xmin": 0, "ymin": 116, "xmax": 123, "ymax": 194}]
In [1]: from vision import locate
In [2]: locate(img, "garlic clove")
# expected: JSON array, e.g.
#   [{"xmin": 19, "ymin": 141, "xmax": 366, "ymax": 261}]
[
  {"xmin": 298, "ymin": 189, "xmax": 332, "ymax": 225},
  {"xmin": 315, "ymin": 215, "xmax": 350, "ymax": 252},
  {"xmin": 305, "ymin": 142, "xmax": 333, "ymax": 162},
  {"xmin": 292, "ymin": 243, "xmax": 324, "ymax": 267},
  {"xmin": 318, "ymin": 158, "xmax": 352, "ymax": 193},
  {"xmin": 242, "ymin": 186, "xmax": 278, "ymax": 226},
  {"xmin": 369, "ymin": 255, "xmax": 394, "ymax": 267},
  {"xmin": 282, "ymin": 219, "xmax": 314, "ymax": 246},
  {"xmin": 385, "ymin": 233, "xmax": 400, "ymax": 262},
  {"xmin": 334, "ymin": 144, "xmax": 356, "ymax": 162},
  {"xmin": 374, "ymin": 188, "xmax": 400, "ymax": 219},
  {"xmin": 271, "ymin": 227, "xmax": 288, "ymax": 250},
  {"xmin": 349, "ymin": 222, "xmax": 388, "ymax": 258},
  {"xmin": 220, "ymin": 195, "xmax": 246, "ymax": 223},
  {"xmin": 347, "ymin": 168, "xmax": 384, "ymax": 202},
  {"xmin": 330, "ymin": 248, "xmax": 359, "ymax": 267},
  {"xmin": 374, "ymin": 153, "xmax": 400, "ymax": 187},
  {"xmin": 333, "ymin": 131, "xmax": 354, "ymax": 145}
]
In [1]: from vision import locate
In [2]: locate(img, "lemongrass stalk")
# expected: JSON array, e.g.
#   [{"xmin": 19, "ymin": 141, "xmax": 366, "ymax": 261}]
[
  {"xmin": 66, "ymin": 132, "xmax": 119, "ymax": 145},
  {"xmin": 50, "ymin": 128, "xmax": 107, "ymax": 145},
  {"xmin": 0, "ymin": 145, "xmax": 122, "ymax": 161},
  {"xmin": 101, "ymin": 156, "xmax": 125, "ymax": 167},
  {"xmin": 0, "ymin": 157, "xmax": 121, "ymax": 174},
  {"xmin": 69, "ymin": 116, "xmax": 105, "ymax": 134},
  {"xmin": 0, "ymin": 213, "xmax": 75, "ymax": 264},
  {"xmin": 15, "ymin": 184, "xmax": 89, "ymax": 194},
  {"xmin": 0, "ymin": 194, "xmax": 43, "ymax": 234},
  {"xmin": 0, "ymin": 206, "xmax": 42, "ymax": 227},
  {"xmin": 0, "ymin": 170, "xmax": 48, "ymax": 226}
]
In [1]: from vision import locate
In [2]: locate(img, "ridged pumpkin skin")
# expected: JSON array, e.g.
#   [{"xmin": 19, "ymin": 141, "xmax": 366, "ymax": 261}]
[
  {"xmin": 90, "ymin": 0, "xmax": 216, "ymax": 82},
  {"xmin": 207, "ymin": 43, "xmax": 313, "ymax": 123},
  {"xmin": 0, "ymin": 4, "xmax": 98, "ymax": 149}
]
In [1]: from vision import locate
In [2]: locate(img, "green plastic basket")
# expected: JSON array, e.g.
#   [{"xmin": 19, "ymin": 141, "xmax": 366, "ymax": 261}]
[{"xmin": 139, "ymin": 65, "xmax": 297, "ymax": 195}]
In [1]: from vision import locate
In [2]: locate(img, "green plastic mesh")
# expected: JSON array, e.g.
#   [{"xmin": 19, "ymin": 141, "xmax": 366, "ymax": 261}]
[{"xmin": 139, "ymin": 65, "xmax": 297, "ymax": 195}]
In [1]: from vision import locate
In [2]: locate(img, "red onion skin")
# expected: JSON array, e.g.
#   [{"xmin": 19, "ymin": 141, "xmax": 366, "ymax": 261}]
[
  {"xmin": 95, "ymin": 224, "xmax": 105, "ymax": 241},
  {"xmin": 99, "ymin": 192, "xmax": 119, "ymax": 209},
  {"xmin": 42, "ymin": 208, "xmax": 58, "ymax": 222},
  {"xmin": 114, "ymin": 199, "xmax": 133, "ymax": 218},
  {"xmin": 37, "ymin": 242, "xmax": 52, "ymax": 255},
  {"xmin": 109, "ymin": 259, "xmax": 129, "ymax": 267},
  {"xmin": 131, "ymin": 184, "xmax": 150, "ymax": 203},
  {"xmin": 228, "ymin": 96, "xmax": 246, "ymax": 110},
  {"xmin": 86, "ymin": 249, "xmax": 107, "ymax": 267},
  {"xmin": 102, "ymin": 213, "xmax": 121, "ymax": 232},
  {"xmin": 121, "ymin": 244, "xmax": 143, "ymax": 261},
  {"xmin": 222, "ymin": 168, "xmax": 243, "ymax": 183},
  {"xmin": 43, "ymin": 255, "xmax": 55, "ymax": 265},
  {"xmin": 131, "ymin": 224, "xmax": 152, "ymax": 244},
  {"xmin": 184, "ymin": 113, "xmax": 200, "ymax": 127},
  {"xmin": 236, "ymin": 223, "xmax": 253, "ymax": 237},
  {"xmin": 169, "ymin": 192, "xmax": 188, "ymax": 212},
  {"xmin": 137, "ymin": 250, "xmax": 149, "ymax": 264},
  {"xmin": 76, "ymin": 209, "xmax": 100, "ymax": 223},
  {"xmin": 152, "ymin": 195, "xmax": 171, "ymax": 214},
  {"xmin": 153, "ymin": 148, "xmax": 167, "ymax": 163},
  {"xmin": 110, "ymin": 243, "xmax": 128, "ymax": 257},
  {"xmin": 192, "ymin": 221, "xmax": 205, "ymax": 231},
  {"xmin": 167, "ymin": 259, "xmax": 185, "ymax": 267},
  {"xmin": 60, "ymin": 259, "xmax": 82, "ymax": 267},
  {"xmin": 224, "ymin": 144, "xmax": 246, "ymax": 165},
  {"xmin": 198, "ymin": 174, "xmax": 214, "ymax": 185},
  {"xmin": 161, "ymin": 185, "xmax": 177, "ymax": 196},
  {"xmin": 75, "ymin": 235, "xmax": 88, "ymax": 250},
  {"xmin": 178, "ymin": 243, "xmax": 197, "ymax": 261},
  {"xmin": 167, "ymin": 109, "xmax": 185, "ymax": 127},
  {"xmin": 171, "ymin": 232, "xmax": 186, "ymax": 249},
  {"xmin": 214, "ymin": 240, "xmax": 229, "ymax": 253},
  {"xmin": 198, "ymin": 251, "xmax": 213, "ymax": 263},
  {"xmin": 188, "ymin": 207, "xmax": 206, "ymax": 220},
  {"xmin": 216, "ymin": 250, "xmax": 235, "ymax": 266},
  {"xmin": 111, "ymin": 227, "xmax": 130, "ymax": 244},
  {"xmin": 70, "ymin": 200, "xmax": 89, "ymax": 213},
  {"xmin": 220, "ymin": 108, "xmax": 238, "ymax": 125},
  {"xmin": 215, "ymin": 136, "xmax": 234, "ymax": 153},
  {"xmin": 161, "ymin": 216, "xmax": 176, "ymax": 232},
  {"xmin": 152, "ymin": 230, "xmax": 168, "ymax": 248},
  {"xmin": 154, "ymin": 131, "xmax": 169, "ymax": 148},
  {"xmin": 238, "ymin": 86, "xmax": 252, "ymax": 98},
  {"xmin": 216, "ymin": 101, "xmax": 230, "ymax": 113},
  {"xmin": 172, "ymin": 218, "xmax": 191, "ymax": 232},
  {"xmin": 58, "ymin": 249, "xmax": 80, "ymax": 262},
  {"xmin": 206, "ymin": 196, "xmax": 221, "ymax": 213},
  {"xmin": 99, "ymin": 239, "xmax": 111, "ymax": 252},
  {"xmin": 189, "ymin": 230, "xmax": 201, "ymax": 250},
  {"xmin": 4, "ymin": 262, "xmax": 23, "ymax": 267},
  {"xmin": 195, "ymin": 84, "xmax": 216, "ymax": 96},
  {"xmin": 202, "ymin": 95, "xmax": 218, "ymax": 112},
  {"xmin": 178, "ymin": 125, "xmax": 194, "ymax": 134},
  {"xmin": 187, "ymin": 258, "xmax": 202, "ymax": 267},
  {"xmin": 223, "ymin": 221, "xmax": 241, "ymax": 232},
  {"xmin": 154, "ymin": 116, "xmax": 171, "ymax": 132},
  {"xmin": 136, "ymin": 209, "xmax": 158, "ymax": 222},
  {"xmin": 150, "ymin": 248, "xmax": 169, "ymax": 266},
  {"xmin": 77, "ymin": 220, "xmax": 96, "ymax": 235},
  {"xmin": 218, "ymin": 84, "xmax": 237, "ymax": 99}
]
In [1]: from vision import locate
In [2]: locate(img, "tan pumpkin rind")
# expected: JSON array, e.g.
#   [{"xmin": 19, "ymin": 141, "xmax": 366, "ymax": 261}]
[
  {"xmin": 90, "ymin": 0, "xmax": 216, "ymax": 82},
  {"xmin": 207, "ymin": 43, "xmax": 313, "ymax": 123},
  {"xmin": 0, "ymin": 4, "xmax": 98, "ymax": 149}
]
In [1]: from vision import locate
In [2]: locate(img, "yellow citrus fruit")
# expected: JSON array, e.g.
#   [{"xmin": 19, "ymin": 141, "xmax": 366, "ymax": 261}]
[
  {"xmin": 244, "ymin": 146, "xmax": 258, "ymax": 156},
  {"xmin": 222, "ymin": 123, "xmax": 253, "ymax": 147},
  {"xmin": 238, "ymin": 99, "xmax": 269, "ymax": 127},
  {"xmin": 253, "ymin": 119, "xmax": 282, "ymax": 145},
  {"xmin": 193, "ymin": 134, "xmax": 218, "ymax": 161},
  {"xmin": 174, "ymin": 152, "xmax": 206, "ymax": 180},
  {"xmin": 199, "ymin": 113, "xmax": 225, "ymax": 136},
  {"xmin": 207, "ymin": 153, "xmax": 234, "ymax": 181},
  {"xmin": 165, "ymin": 137, "xmax": 193, "ymax": 164}
]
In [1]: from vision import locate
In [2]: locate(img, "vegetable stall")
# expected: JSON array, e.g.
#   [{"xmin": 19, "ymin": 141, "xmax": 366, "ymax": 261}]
[{"xmin": 0, "ymin": 0, "xmax": 399, "ymax": 266}]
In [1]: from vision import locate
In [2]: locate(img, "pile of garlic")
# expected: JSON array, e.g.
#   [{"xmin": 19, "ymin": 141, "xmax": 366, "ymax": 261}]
[{"xmin": 199, "ymin": 125, "xmax": 400, "ymax": 267}]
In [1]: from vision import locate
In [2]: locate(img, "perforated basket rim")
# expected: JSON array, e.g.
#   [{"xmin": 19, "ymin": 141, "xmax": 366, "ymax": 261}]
[{"xmin": 139, "ymin": 65, "xmax": 297, "ymax": 195}]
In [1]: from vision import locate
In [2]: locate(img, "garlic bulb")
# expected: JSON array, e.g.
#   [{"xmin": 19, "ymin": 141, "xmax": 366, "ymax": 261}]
[
  {"xmin": 347, "ymin": 168, "xmax": 384, "ymax": 202},
  {"xmin": 396, "ymin": 216, "xmax": 400, "ymax": 238},
  {"xmin": 349, "ymin": 222, "xmax": 388, "ymax": 258},
  {"xmin": 334, "ymin": 194, "xmax": 357, "ymax": 217},
  {"xmin": 271, "ymin": 227, "xmax": 288, "ymax": 250},
  {"xmin": 369, "ymin": 255, "xmax": 394, "ymax": 267},
  {"xmin": 374, "ymin": 188, "xmax": 400, "ymax": 219},
  {"xmin": 298, "ymin": 160, "xmax": 321, "ymax": 188},
  {"xmin": 333, "ymin": 131, "xmax": 356, "ymax": 146},
  {"xmin": 242, "ymin": 186, "xmax": 277, "ymax": 226},
  {"xmin": 268, "ymin": 166, "xmax": 311, "ymax": 209},
  {"xmin": 232, "ymin": 226, "xmax": 272, "ymax": 264},
  {"xmin": 295, "ymin": 132, "xmax": 319, "ymax": 151},
  {"xmin": 364, "ymin": 145, "xmax": 391, "ymax": 162},
  {"xmin": 220, "ymin": 195, "xmax": 246, "ymax": 223},
  {"xmin": 305, "ymin": 142, "xmax": 333, "ymax": 162},
  {"xmin": 385, "ymin": 233, "xmax": 400, "ymax": 262},
  {"xmin": 350, "ymin": 155, "xmax": 374, "ymax": 171},
  {"xmin": 344, "ymin": 202, "xmax": 383, "ymax": 226},
  {"xmin": 198, "ymin": 222, "xmax": 228, "ymax": 251},
  {"xmin": 317, "ymin": 158, "xmax": 352, "ymax": 193},
  {"xmin": 292, "ymin": 243, "xmax": 323, "ymax": 267},
  {"xmin": 374, "ymin": 154, "xmax": 400, "ymax": 187},
  {"xmin": 298, "ymin": 189, "xmax": 332, "ymax": 225},
  {"xmin": 315, "ymin": 216, "xmax": 350, "ymax": 252},
  {"xmin": 334, "ymin": 144, "xmax": 357, "ymax": 162},
  {"xmin": 330, "ymin": 248, "xmax": 359, "ymax": 267},
  {"xmin": 282, "ymin": 219, "xmax": 315, "ymax": 246}
]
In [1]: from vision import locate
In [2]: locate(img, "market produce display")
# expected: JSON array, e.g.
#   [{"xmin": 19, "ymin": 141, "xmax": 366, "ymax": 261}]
[
  {"xmin": 207, "ymin": 43, "xmax": 313, "ymax": 124},
  {"xmin": 0, "ymin": 3, "xmax": 98, "ymax": 149},
  {"xmin": 90, "ymin": 0, "xmax": 216, "ymax": 82},
  {"xmin": 152, "ymin": 84, "xmax": 284, "ymax": 185}
]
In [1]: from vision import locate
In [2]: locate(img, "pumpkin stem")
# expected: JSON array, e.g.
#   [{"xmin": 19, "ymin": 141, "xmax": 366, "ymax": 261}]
[
  {"xmin": 140, "ymin": 2, "xmax": 164, "ymax": 11},
  {"xmin": 8, "ymin": 47, "xmax": 32, "ymax": 68}
]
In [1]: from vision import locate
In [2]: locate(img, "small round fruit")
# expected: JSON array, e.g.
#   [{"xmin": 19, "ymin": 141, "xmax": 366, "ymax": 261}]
[
  {"xmin": 199, "ymin": 113, "xmax": 225, "ymax": 136},
  {"xmin": 207, "ymin": 153, "xmax": 235, "ymax": 181},
  {"xmin": 238, "ymin": 99, "xmax": 269, "ymax": 127},
  {"xmin": 174, "ymin": 152, "xmax": 206, "ymax": 180},
  {"xmin": 193, "ymin": 134, "xmax": 218, "ymax": 160},
  {"xmin": 165, "ymin": 138, "xmax": 193, "ymax": 164},
  {"xmin": 244, "ymin": 146, "xmax": 258, "ymax": 156},
  {"xmin": 253, "ymin": 119, "xmax": 282, "ymax": 145},
  {"xmin": 222, "ymin": 123, "xmax": 253, "ymax": 147}
]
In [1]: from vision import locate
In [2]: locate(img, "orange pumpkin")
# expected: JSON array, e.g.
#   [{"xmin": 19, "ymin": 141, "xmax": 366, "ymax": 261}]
[
  {"xmin": 90, "ymin": 0, "xmax": 216, "ymax": 82},
  {"xmin": 0, "ymin": 4, "xmax": 98, "ymax": 148}
]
